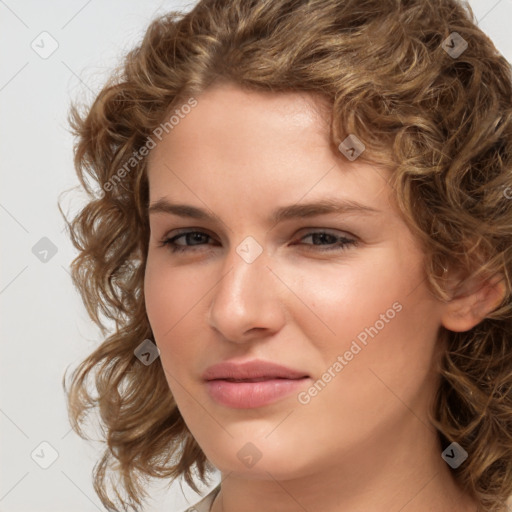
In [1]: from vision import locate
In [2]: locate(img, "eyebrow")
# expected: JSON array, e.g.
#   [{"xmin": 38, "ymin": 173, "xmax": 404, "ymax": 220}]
[{"xmin": 148, "ymin": 197, "xmax": 380, "ymax": 225}]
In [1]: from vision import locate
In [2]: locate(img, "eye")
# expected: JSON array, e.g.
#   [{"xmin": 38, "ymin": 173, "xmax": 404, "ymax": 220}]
[
  {"xmin": 292, "ymin": 230, "xmax": 357, "ymax": 252},
  {"xmin": 161, "ymin": 230, "xmax": 217, "ymax": 253},
  {"xmin": 160, "ymin": 229, "xmax": 357, "ymax": 254}
]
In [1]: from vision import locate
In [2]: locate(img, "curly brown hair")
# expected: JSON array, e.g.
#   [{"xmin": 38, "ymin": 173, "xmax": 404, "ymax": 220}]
[{"xmin": 60, "ymin": 0, "xmax": 512, "ymax": 510}]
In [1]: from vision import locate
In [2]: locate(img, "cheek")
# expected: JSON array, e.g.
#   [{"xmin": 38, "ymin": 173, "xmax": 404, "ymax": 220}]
[
  {"xmin": 291, "ymin": 296, "xmax": 440, "ymax": 452},
  {"xmin": 278, "ymin": 253, "xmax": 409, "ymax": 349},
  {"xmin": 144, "ymin": 259, "xmax": 185, "ymax": 355},
  {"xmin": 313, "ymin": 287, "xmax": 440, "ymax": 422},
  {"xmin": 144, "ymin": 257, "xmax": 213, "ymax": 374},
  {"xmin": 144, "ymin": 261, "xmax": 171, "ymax": 335},
  {"xmin": 285, "ymin": 246, "xmax": 440, "ymax": 386},
  {"xmin": 145, "ymin": 253, "xmax": 204, "ymax": 333}
]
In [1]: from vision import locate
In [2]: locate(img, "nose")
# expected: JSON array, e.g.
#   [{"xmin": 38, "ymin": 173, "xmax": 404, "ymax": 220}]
[{"xmin": 207, "ymin": 242, "xmax": 286, "ymax": 344}]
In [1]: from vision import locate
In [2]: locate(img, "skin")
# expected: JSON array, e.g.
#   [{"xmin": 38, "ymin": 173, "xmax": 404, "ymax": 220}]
[{"xmin": 144, "ymin": 81, "xmax": 502, "ymax": 512}]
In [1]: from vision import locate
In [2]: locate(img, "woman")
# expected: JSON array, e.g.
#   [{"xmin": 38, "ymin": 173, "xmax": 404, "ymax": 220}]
[{"xmin": 62, "ymin": 0, "xmax": 512, "ymax": 511}]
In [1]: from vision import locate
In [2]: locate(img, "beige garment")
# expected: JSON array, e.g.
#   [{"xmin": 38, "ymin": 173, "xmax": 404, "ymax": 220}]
[{"xmin": 182, "ymin": 485, "xmax": 221, "ymax": 512}]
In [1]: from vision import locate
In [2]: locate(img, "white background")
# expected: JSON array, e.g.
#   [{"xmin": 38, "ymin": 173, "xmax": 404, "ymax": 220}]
[{"xmin": 1, "ymin": 1, "xmax": 511, "ymax": 511}]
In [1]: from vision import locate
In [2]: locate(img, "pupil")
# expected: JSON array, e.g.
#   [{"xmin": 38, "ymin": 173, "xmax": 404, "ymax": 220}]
[
  {"xmin": 190, "ymin": 233, "xmax": 205, "ymax": 244},
  {"xmin": 313, "ymin": 233, "xmax": 334, "ymax": 245}
]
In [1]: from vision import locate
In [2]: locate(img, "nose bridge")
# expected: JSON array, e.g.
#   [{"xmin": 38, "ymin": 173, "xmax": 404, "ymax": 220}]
[
  {"xmin": 208, "ymin": 236, "xmax": 283, "ymax": 340},
  {"xmin": 217, "ymin": 239, "xmax": 272, "ymax": 312},
  {"xmin": 221, "ymin": 234, "xmax": 270, "ymax": 297}
]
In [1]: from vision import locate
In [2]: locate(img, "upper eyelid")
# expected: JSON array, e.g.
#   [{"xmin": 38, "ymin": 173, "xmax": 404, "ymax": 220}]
[
  {"xmin": 162, "ymin": 226, "xmax": 353, "ymax": 236},
  {"xmin": 164, "ymin": 227, "xmax": 219, "ymax": 240}
]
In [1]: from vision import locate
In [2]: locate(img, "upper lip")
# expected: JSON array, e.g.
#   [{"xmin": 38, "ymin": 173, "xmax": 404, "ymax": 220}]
[{"xmin": 202, "ymin": 359, "xmax": 310, "ymax": 381}]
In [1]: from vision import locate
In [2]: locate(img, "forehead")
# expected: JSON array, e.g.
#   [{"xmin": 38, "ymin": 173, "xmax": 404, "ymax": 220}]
[
  {"xmin": 146, "ymin": 83, "xmax": 394, "ymax": 215},
  {"xmin": 147, "ymin": 82, "xmax": 331, "ymax": 162}
]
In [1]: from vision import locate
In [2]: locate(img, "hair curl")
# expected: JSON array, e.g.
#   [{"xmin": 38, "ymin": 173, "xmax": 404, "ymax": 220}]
[{"xmin": 61, "ymin": 0, "xmax": 512, "ymax": 510}]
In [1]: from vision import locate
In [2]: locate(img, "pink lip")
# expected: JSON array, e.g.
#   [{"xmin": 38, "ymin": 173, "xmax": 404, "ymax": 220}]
[{"xmin": 202, "ymin": 359, "xmax": 310, "ymax": 409}]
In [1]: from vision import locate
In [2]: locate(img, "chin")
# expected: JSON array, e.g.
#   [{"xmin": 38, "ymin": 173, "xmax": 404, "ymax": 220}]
[{"xmin": 199, "ymin": 434, "xmax": 316, "ymax": 480}]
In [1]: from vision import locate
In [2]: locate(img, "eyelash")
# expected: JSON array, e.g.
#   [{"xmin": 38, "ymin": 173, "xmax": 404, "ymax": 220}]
[{"xmin": 160, "ymin": 230, "xmax": 357, "ymax": 253}]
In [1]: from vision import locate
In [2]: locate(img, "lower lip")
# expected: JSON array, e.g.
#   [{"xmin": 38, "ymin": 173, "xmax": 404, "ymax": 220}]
[{"xmin": 205, "ymin": 378, "xmax": 310, "ymax": 409}]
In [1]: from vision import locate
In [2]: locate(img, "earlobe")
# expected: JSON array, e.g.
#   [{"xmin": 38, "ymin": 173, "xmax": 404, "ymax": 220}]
[{"xmin": 440, "ymin": 274, "xmax": 507, "ymax": 333}]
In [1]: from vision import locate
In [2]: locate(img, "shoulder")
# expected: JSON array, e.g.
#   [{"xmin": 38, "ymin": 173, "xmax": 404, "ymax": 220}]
[{"xmin": 182, "ymin": 484, "xmax": 221, "ymax": 512}]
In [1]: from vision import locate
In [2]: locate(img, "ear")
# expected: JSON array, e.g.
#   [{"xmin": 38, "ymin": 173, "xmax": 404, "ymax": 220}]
[{"xmin": 441, "ymin": 272, "xmax": 507, "ymax": 332}]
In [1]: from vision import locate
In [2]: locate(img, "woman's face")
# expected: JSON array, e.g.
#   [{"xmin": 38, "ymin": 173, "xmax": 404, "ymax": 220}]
[{"xmin": 144, "ymin": 82, "xmax": 447, "ymax": 479}]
